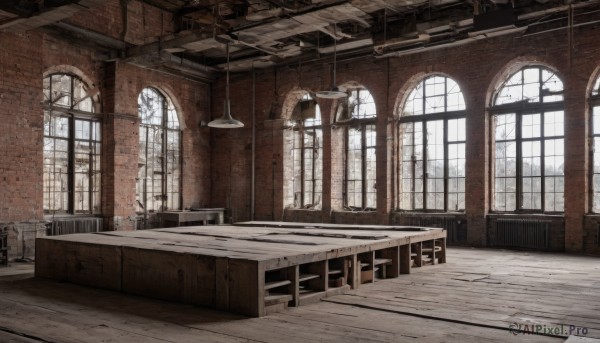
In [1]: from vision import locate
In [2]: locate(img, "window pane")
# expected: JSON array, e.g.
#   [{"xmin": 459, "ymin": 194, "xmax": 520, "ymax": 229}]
[
  {"xmin": 541, "ymin": 69, "xmax": 564, "ymax": 103},
  {"xmin": 346, "ymin": 128, "xmax": 362, "ymax": 207},
  {"xmin": 593, "ymin": 76, "xmax": 600, "ymax": 97},
  {"xmin": 593, "ymin": 107, "xmax": 600, "ymax": 135},
  {"xmin": 494, "ymin": 67, "xmax": 563, "ymax": 105},
  {"xmin": 365, "ymin": 125, "xmax": 377, "ymax": 209},
  {"xmin": 495, "ymin": 114, "xmax": 516, "ymax": 141},
  {"xmin": 544, "ymin": 111, "xmax": 564, "ymax": 137},
  {"xmin": 73, "ymin": 78, "xmax": 92, "ymax": 112},
  {"xmin": 51, "ymin": 74, "xmax": 72, "ymax": 108},
  {"xmin": 351, "ymin": 89, "xmax": 376, "ymax": 119},
  {"xmin": 522, "ymin": 113, "xmax": 541, "ymax": 139},
  {"xmin": 426, "ymin": 120, "xmax": 444, "ymax": 210},
  {"xmin": 448, "ymin": 118, "xmax": 466, "ymax": 142}
]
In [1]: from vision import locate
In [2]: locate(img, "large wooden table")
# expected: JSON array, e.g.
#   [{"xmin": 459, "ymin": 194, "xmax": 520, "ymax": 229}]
[{"xmin": 35, "ymin": 222, "xmax": 446, "ymax": 317}]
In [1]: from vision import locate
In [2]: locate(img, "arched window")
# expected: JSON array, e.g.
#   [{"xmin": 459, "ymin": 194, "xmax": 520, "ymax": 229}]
[
  {"xmin": 398, "ymin": 75, "xmax": 466, "ymax": 211},
  {"xmin": 491, "ymin": 66, "xmax": 564, "ymax": 212},
  {"xmin": 338, "ymin": 86, "xmax": 376, "ymax": 210},
  {"xmin": 591, "ymin": 75, "xmax": 600, "ymax": 212},
  {"xmin": 43, "ymin": 73, "xmax": 101, "ymax": 214},
  {"xmin": 137, "ymin": 88, "xmax": 181, "ymax": 212},
  {"xmin": 287, "ymin": 93, "xmax": 323, "ymax": 209}
]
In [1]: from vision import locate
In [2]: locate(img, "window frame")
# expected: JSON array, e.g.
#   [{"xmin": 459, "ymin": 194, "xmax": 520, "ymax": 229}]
[
  {"xmin": 137, "ymin": 87, "xmax": 182, "ymax": 213},
  {"xmin": 490, "ymin": 66, "xmax": 565, "ymax": 214},
  {"xmin": 397, "ymin": 75, "xmax": 467, "ymax": 212},
  {"xmin": 342, "ymin": 88, "xmax": 377, "ymax": 211},
  {"xmin": 43, "ymin": 73, "xmax": 101, "ymax": 215},
  {"xmin": 289, "ymin": 95, "xmax": 323, "ymax": 209},
  {"xmin": 589, "ymin": 76, "xmax": 600, "ymax": 213}
]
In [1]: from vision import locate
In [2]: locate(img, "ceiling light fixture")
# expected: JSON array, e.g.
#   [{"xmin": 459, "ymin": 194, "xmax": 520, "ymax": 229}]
[
  {"xmin": 208, "ymin": 42, "xmax": 244, "ymax": 128},
  {"xmin": 316, "ymin": 25, "xmax": 346, "ymax": 99}
]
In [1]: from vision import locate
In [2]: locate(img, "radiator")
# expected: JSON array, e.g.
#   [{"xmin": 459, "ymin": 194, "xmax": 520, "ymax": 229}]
[
  {"xmin": 48, "ymin": 217, "xmax": 103, "ymax": 236},
  {"xmin": 493, "ymin": 219, "xmax": 549, "ymax": 249},
  {"xmin": 0, "ymin": 229, "xmax": 7, "ymax": 266},
  {"xmin": 405, "ymin": 216, "xmax": 467, "ymax": 244}
]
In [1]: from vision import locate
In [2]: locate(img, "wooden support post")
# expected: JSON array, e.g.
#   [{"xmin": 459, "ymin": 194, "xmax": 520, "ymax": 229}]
[
  {"xmin": 288, "ymin": 265, "xmax": 300, "ymax": 307},
  {"xmin": 413, "ymin": 242, "xmax": 422, "ymax": 267},
  {"xmin": 229, "ymin": 260, "xmax": 262, "ymax": 317},
  {"xmin": 381, "ymin": 246, "xmax": 400, "ymax": 278},
  {"xmin": 215, "ymin": 258, "xmax": 230, "ymax": 311},
  {"xmin": 439, "ymin": 238, "xmax": 447, "ymax": 264},
  {"xmin": 349, "ymin": 254, "xmax": 359, "ymax": 289},
  {"xmin": 400, "ymin": 244, "xmax": 411, "ymax": 275},
  {"xmin": 431, "ymin": 240, "xmax": 437, "ymax": 265}
]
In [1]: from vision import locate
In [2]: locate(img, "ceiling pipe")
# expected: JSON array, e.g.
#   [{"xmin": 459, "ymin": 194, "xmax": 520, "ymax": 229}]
[{"xmin": 251, "ymin": 64, "xmax": 256, "ymax": 221}]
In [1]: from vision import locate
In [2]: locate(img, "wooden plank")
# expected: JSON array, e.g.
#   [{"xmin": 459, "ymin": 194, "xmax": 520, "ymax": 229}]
[
  {"xmin": 298, "ymin": 274, "xmax": 320, "ymax": 282},
  {"xmin": 400, "ymin": 244, "xmax": 411, "ymax": 274},
  {"xmin": 235, "ymin": 221, "xmax": 443, "ymax": 232},
  {"xmin": 265, "ymin": 279, "xmax": 292, "ymax": 290}
]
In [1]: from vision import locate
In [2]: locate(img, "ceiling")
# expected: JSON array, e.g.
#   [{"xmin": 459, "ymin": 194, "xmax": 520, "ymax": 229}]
[{"xmin": 0, "ymin": 0, "xmax": 599, "ymax": 81}]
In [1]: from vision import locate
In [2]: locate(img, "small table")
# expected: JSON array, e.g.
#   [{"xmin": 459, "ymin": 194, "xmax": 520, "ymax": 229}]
[{"xmin": 158, "ymin": 208, "xmax": 226, "ymax": 227}]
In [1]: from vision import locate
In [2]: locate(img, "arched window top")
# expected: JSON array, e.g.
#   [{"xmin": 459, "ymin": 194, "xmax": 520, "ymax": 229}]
[
  {"xmin": 138, "ymin": 87, "xmax": 180, "ymax": 129},
  {"xmin": 593, "ymin": 75, "xmax": 600, "ymax": 97},
  {"xmin": 43, "ymin": 73, "xmax": 95, "ymax": 113},
  {"xmin": 348, "ymin": 87, "xmax": 376, "ymax": 119},
  {"xmin": 403, "ymin": 75, "xmax": 465, "ymax": 116},
  {"xmin": 494, "ymin": 66, "xmax": 564, "ymax": 105},
  {"xmin": 289, "ymin": 93, "xmax": 321, "ymax": 127}
]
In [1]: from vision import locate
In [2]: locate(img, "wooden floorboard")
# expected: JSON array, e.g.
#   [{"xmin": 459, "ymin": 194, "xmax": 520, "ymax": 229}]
[{"xmin": 2, "ymin": 247, "xmax": 599, "ymax": 342}]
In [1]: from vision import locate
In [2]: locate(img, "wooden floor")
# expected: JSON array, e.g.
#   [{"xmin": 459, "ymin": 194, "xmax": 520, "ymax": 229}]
[{"xmin": 1, "ymin": 247, "xmax": 599, "ymax": 342}]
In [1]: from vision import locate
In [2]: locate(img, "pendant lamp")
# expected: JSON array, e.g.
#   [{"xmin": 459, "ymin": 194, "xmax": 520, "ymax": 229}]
[
  {"xmin": 316, "ymin": 26, "xmax": 346, "ymax": 99},
  {"xmin": 208, "ymin": 42, "xmax": 244, "ymax": 128}
]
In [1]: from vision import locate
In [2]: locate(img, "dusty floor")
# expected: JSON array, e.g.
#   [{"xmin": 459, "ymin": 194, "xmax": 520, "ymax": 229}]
[{"xmin": 1, "ymin": 248, "xmax": 599, "ymax": 342}]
